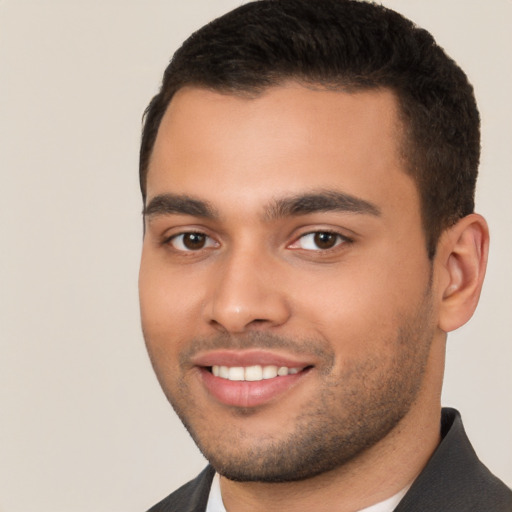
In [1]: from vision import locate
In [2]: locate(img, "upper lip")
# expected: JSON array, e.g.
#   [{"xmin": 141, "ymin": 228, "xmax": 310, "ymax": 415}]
[{"xmin": 190, "ymin": 349, "xmax": 315, "ymax": 369}]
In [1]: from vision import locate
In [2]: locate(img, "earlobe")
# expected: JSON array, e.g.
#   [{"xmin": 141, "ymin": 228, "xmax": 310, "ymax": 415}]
[{"xmin": 437, "ymin": 214, "xmax": 489, "ymax": 333}]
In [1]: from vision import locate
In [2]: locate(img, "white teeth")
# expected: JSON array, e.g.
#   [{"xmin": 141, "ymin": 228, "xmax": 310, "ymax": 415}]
[
  {"xmin": 228, "ymin": 367, "xmax": 245, "ymax": 381},
  {"xmin": 211, "ymin": 365, "xmax": 302, "ymax": 381},
  {"xmin": 262, "ymin": 365, "xmax": 278, "ymax": 379},
  {"xmin": 245, "ymin": 365, "xmax": 263, "ymax": 381}
]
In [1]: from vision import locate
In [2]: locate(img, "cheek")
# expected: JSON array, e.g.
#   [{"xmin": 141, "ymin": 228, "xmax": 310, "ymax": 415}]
[
  {"xmin": 139, "ymin": 264, "xmax": 188, "ymax": 389},
  {"xmin": 288, "ymin": 253, "xmax": 429, "ymax": 356},
  {"xmin": 139, "ymin": 251, "xmax": 204, "ymax": 339}
]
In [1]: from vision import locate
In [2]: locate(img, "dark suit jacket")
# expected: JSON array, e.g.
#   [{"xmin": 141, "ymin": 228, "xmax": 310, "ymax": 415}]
[{"xmin": 147, "ymin": 409, "xmax": 512, "ymax": 511}]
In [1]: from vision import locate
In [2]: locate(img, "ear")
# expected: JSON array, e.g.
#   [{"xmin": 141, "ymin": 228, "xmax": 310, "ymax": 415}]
[{"xmin": 436, "ymin": 214, "xmax": 489, "ymax": 333}]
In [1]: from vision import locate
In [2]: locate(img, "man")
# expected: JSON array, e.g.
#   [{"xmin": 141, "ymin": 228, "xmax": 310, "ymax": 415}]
[{"xmin": 138, "ymin": 0, "xmax": 512, "ymax": 510}]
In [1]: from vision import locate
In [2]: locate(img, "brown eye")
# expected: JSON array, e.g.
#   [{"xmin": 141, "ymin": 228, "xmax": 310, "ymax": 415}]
[
  {"xmin": 170, "ymin": 232, "xmax": 216, "ymax": 251},
  {"xmin": 183, "ymin": 233, "xmax": 206, "ymax": 250},
  {"xmin": 313, "ymin": 232, "xmax": 338, "ymax": 249},
  {"xmin": 290, "ymin": 231, "xmax": 347, "ymax": 251}
]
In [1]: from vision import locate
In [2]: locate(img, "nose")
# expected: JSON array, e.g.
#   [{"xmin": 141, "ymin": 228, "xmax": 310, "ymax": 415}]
[{"xmin": 203, "ymin": 248, "xmax": 291, "ymax": 333}]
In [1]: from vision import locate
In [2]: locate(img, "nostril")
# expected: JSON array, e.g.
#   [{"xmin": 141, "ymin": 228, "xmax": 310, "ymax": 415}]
[{"xmin": 205, "ymin": 287, "xmax": 292, "ymax": 333}]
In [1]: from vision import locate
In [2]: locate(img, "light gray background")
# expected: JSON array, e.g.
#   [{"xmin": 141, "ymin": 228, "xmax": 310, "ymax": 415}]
[{"xmin": 1, "ymin": 1, "xmax": 510, "ymax": 511}]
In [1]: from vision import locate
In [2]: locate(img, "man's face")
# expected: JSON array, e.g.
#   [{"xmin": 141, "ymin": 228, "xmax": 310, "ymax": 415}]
[{"xmin": 139, "ymin": 84, "xmax": 439, "ymax": 481}]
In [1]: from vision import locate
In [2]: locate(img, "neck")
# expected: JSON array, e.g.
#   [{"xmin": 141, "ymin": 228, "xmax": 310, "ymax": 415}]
[
  {"xmin": 220, "ymin": 408, "xmax": 441, "ymax": 512},
  {"xmin": 219, "ymin": 340, "xmax": 445, "ymax": 512}
]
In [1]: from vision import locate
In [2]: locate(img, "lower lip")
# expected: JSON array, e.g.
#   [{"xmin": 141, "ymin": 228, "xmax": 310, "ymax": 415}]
[{"xmin": 198, "ymin": 367, "xmax": 310, "ymax": 408}]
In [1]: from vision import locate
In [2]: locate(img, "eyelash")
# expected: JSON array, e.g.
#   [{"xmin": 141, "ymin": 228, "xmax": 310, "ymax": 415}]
[
  {"xmin": 289, "ymin": 230, "xmax": 352, "ymax": 252},
  {"xmin": 163, "ymin": 229, "xmax": 352, "ymax": 253},
  {"xmin": 163, "ymin": 231, "xmax": 219, "ymax": 252}
]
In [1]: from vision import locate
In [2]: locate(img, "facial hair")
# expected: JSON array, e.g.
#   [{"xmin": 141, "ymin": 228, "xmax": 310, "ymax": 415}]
[{"xmin": 147, "ymin": 288, "xmax": 435, "ymax": 483}]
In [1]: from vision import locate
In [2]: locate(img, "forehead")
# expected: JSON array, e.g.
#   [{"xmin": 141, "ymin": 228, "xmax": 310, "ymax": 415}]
[{"xmin": 146, "ymin": 84, "xmax": 415, "ymax": 216}]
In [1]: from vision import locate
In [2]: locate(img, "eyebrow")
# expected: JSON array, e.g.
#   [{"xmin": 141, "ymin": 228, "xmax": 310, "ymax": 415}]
[
  {"xmin": 144, "ymin": 194, "xmax": 218, "ymax": 219},
  {"xmin": 264, "ymin": 190, "xmax": 381, "ymax": 220},
  {"xmin": 143, "ymin": 190, "xmax": 380, "ymax": 222}
]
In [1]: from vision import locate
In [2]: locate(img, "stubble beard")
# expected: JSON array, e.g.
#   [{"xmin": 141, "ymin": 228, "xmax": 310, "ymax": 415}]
[{"xmin": 152, "ymin": 292, "xmax": 435, "ymax": 483}]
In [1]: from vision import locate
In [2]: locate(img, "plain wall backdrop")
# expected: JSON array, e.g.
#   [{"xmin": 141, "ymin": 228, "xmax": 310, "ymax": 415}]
[{"xmin": 1, "ymin": 1, "xmax": 511, "ymax": 511}]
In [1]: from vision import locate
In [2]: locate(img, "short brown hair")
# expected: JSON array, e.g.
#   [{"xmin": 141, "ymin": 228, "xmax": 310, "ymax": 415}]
[{"xmin": 140, "ymin": 0, "xmax": 480, "ymax": 258}]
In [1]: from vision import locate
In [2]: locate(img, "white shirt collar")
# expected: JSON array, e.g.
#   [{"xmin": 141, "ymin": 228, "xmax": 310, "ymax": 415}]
[
  {"xmin": 205, "ymin": 473, "xmax": 226, "ymax": 512},
  {"xmin": 205, "ymin": 472, "xmax": 409, "ymax": 512}
]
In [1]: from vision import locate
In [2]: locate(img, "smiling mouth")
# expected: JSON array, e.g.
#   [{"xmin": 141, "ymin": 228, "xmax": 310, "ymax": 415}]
[
  {"xmin": 198, "ymin": 361, "xmax": 314, "ymax": 407},
  {"xmin": 209, "ymin": 364, "xmax": 309, "ymax": 381}
]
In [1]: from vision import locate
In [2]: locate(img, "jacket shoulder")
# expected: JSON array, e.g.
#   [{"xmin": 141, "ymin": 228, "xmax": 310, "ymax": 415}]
[
  {"xmin": 146, "ymin": 466, "xmax": 215, "ymax": 512},
  {"xmin": 395, "ymin": 409, "xmax": 512, "ymax": 511}
]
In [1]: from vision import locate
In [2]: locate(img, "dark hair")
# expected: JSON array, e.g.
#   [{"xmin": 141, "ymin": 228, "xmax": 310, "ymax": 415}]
[{"xmin": 140, "ymin": 0, "xmax": 480, "ymax": 258}]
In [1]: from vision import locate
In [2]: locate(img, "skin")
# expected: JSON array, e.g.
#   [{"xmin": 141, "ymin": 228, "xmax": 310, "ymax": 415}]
[{"xmin": 139, "ymin": 84, "xmax": 488, "ymax": 512}]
